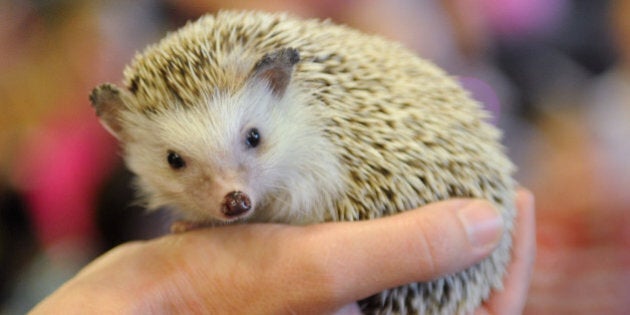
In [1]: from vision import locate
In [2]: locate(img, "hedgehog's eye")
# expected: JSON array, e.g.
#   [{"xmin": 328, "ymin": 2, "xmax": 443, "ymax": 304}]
[
  {"xmin": 245, "ymin": 128, "xmax": 261, "ymax": 148},
  {"xmin": 167, "ymin": 150, "xmax": 186, "ymax": 169}
]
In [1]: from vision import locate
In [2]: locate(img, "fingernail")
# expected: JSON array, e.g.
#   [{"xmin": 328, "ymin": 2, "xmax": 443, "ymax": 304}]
[{"xmin": 458, "ymin": 200, "xmax": 503, "ymax": 249}]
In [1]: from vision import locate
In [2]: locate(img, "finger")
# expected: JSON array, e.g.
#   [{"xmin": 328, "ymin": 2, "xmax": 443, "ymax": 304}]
[
  {"xmin": 297, "ymin": 199, "xmax": 504, "ymax": 304},
  {"xmin": 476, "ymin": 188, "xmax": 536, "ymax": 315},
  {"xmin": 332, "ymin": 303, "xmax": 362, "ymax": 315}
]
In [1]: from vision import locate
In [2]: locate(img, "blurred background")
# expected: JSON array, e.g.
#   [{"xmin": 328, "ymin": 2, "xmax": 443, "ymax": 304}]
[{"xmin": 0, "ymin": 0, "xmax": 628, "ymax": 313}]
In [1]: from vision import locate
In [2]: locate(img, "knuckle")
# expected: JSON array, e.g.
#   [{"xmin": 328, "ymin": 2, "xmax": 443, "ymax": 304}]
[
  {"xmin": 415, "ymin": 225, "xmax": 438, "ymax": 277},
  {"xmin": 408, "ymin": 209, "xmax": 464, "ymax": 280}
]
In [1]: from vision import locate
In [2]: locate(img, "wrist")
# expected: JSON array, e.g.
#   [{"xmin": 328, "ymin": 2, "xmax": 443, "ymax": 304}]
[{"xmin": 30, "ymin": 279, "xmax": 136, "ymax": 314}]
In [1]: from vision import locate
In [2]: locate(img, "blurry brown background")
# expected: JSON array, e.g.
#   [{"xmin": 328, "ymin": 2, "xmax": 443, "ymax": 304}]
[{"xmin": 1, "ymin": 0, "xmax": 628, "ymax": 314}]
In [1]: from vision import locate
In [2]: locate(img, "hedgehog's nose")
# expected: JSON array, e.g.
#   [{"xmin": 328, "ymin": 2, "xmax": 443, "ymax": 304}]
[{"xmin": 222, "ymin": 191, "xmax": 252, "ymax": 218}]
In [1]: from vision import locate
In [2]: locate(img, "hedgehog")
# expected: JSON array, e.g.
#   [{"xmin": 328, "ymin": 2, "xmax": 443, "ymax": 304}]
[{"xmin": 89, "ymin": 11, "xmax": 516, "ymax": 315}]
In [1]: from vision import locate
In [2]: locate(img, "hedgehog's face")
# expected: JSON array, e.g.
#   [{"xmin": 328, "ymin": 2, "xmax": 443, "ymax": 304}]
[
  {"xmin": 90, "ymin": 48, "xmax": 343, "ymax": 224},
  {"xmin": 121, "ymin": 78, "xmax": 304, "ymax": 223},
  {"xmin": 118, "ymin": 93, "xmax": 270, "ymax": 223}
]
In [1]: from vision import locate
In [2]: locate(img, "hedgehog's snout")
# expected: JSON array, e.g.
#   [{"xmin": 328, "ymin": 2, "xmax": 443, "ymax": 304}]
[{"xmin": 221, "ymin": 191, "xmax": 252, "ymax": 218}]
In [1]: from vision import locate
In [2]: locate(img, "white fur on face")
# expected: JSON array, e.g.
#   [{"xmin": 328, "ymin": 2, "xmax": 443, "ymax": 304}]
[{"xmin": 121, "ymin": 82, "xmax": 345, "ymax": 224}]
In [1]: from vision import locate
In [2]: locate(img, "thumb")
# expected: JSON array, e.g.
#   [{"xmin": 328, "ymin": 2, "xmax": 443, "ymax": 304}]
[{"xmin": 299, "ymin": 199, "xmax": 504, "ymax": 305}]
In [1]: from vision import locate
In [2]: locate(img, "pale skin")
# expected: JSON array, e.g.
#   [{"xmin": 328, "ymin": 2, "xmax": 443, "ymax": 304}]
[{"xmin": 30, "ymin": 189, "xmax": 535, "ymax": 314}]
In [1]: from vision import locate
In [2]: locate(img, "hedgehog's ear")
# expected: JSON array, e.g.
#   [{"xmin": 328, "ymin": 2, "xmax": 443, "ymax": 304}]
[
  {"xmin": 89, "ymin": 83, "xmax": 129, "ymax": 140},
  {"xmin": 250, "ymin": 47, "xmax": 300, "ymax": 97}
]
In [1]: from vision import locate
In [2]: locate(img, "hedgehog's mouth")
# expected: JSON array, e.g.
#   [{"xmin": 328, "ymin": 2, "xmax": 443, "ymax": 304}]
[{"xmin": 170, "ymin": 191, "xmax": 255, "ymax": 232}]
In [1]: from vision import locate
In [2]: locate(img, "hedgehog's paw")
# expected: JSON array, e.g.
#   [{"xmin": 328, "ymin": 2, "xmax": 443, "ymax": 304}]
[{"xmin": 170, "ymin": 220, "xmax": 206, "ymax": 233}]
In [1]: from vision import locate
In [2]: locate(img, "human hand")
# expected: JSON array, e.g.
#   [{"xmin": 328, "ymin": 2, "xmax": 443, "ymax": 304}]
[{"xmin": 30, "ymin": 189, "xmax": 534, "ymax": 314}]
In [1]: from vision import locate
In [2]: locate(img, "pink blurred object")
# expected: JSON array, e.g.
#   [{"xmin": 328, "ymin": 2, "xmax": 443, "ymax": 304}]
[
  {"xmin": 458, "ymin": 76, "xmax": 501, "ymax": 125},
  {"xmin": 477, "ymin": 0, "xmax": 568, "ymax": 37},
  {"xmin": 525, "ymin": 207, "xmax": 630, "ymax": 314},
  {"xmin": 13, "ymin": 101, "xmax": 118, "ymax": 249}
]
